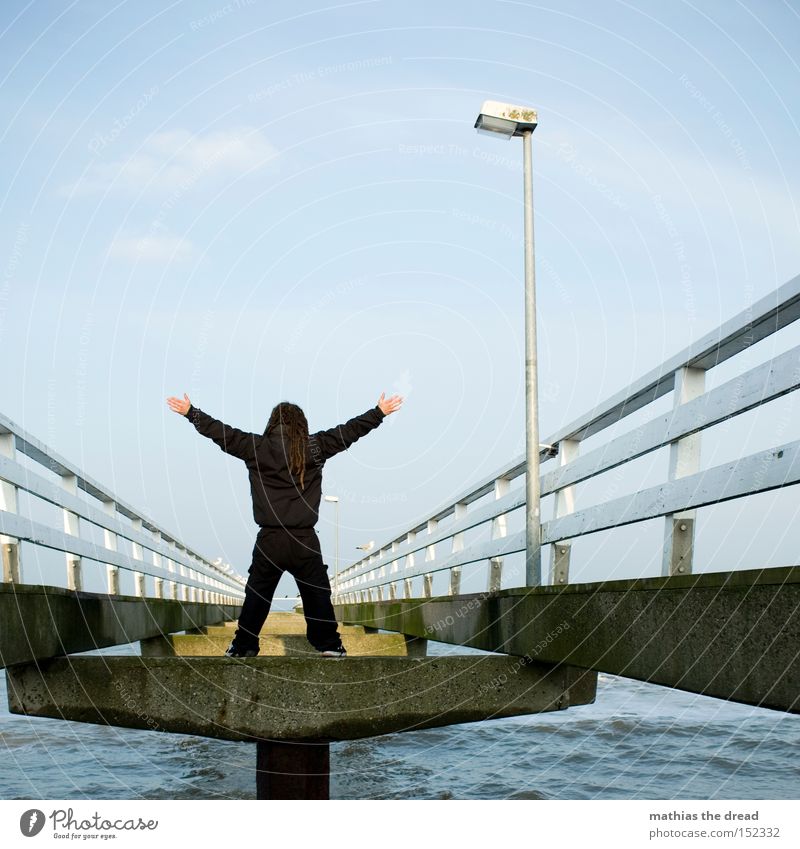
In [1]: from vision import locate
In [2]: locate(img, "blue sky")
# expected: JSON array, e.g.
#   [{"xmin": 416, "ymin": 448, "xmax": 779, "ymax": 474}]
[{"xmin": 1, "ymin": 0, "xmax": 799, "ymax": 593}]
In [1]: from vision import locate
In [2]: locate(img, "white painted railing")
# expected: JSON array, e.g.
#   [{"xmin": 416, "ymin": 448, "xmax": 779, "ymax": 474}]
[
  {"xmin": 0, "ymin": 413, "xmax": 245, "ymax": 604},
  {"xmin": 334, "ymin": 273, "xmax": 800, "ymax": 603}
]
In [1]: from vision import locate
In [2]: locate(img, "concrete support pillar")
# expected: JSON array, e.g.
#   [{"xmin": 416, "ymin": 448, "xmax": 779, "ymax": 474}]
[
  {"xmin": 139, "ymin": 635, "xmax": 176, "ymax": 657},
  {"xmin": 60, "ymin": 474, "xmax": 81, "ymax": 591},
  {"xmin": 0, "ymin": 433, "xmax": 21, "ymax": 583},
  {"xmin": 256, "ymin": 740, "xmax": 330, "ymax": 800},
  {"xmin": 662, "ymin": 366, "xmax": 705, "ymax": 577},
  {"xmin": 404, "ymin": 635, "xmax": 428, "ymax": 657},
  {"xmin": 549, "ymin": 438, "xmax": 579, "ymax": 585}
]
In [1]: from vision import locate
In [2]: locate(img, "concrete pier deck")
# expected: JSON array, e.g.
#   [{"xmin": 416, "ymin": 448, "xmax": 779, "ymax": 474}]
[{"xmin": 7, "ymin": 655, "xmax": 597, "ymax": 741}]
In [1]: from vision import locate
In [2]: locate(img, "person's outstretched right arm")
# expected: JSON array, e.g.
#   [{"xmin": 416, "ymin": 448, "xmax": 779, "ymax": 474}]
[
  {"xmin": 311, "ymin": 392, "xmax": 403, "ymax": 464},
  {"xmin": 167, "ymin": 392, "xmax": 257, "ymax": 461}
]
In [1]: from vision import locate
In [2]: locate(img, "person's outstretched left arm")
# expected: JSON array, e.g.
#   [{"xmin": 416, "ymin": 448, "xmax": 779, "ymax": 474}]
[
  {"xmin": 167, "ymin": 393, "xmax": 257, "ymax": 461},
  {"xmin": 311, "ymin": 392, "xmax": 403, "ymax": 464}
]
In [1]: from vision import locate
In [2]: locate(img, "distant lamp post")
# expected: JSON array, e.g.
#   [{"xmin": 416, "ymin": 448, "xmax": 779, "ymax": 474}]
[
  {"xmin": 323, "ymin": 495, "xmax": 340, "ymax": 594},
  {"xmin": 474, "ymin": 99, "xmax": 542, "ymax": 586}
]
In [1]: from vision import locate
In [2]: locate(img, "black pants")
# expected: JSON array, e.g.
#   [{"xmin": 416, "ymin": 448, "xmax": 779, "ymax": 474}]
[{"xmin": 234, "ymin": 526, "xmax": 342, "ymax": 652}]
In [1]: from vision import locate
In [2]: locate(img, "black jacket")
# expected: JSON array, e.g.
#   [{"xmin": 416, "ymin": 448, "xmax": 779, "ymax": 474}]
[{"xmin": 186, "ymin": 404, "xmax": 386, "ymax": 529}]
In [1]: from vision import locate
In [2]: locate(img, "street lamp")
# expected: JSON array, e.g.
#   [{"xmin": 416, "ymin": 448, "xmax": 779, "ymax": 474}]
[
  {"xmin": 474, "ymin": 99, "xmax": 542, "ymax": 586},
  {"xmin": 323, "ymin": 495, "xmax": 340, "ymax": 595}
]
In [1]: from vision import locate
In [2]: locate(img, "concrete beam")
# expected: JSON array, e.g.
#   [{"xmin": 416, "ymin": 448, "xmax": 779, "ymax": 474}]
[
  {"xmin": 0, "ymin": 583, "xmax": 238, "ymax": 668},
  {"xmin": 334, "ymin": 565, "xmax": 800, "ymax": 714},
  {"xmin": 6, "ymin": 656, "xmax": 597, "ymax": 742}
]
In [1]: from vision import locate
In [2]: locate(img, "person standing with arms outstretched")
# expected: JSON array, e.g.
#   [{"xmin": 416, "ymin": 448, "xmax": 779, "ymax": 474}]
[{"xmin": 166, "ymin": 392, "xmax": 403, "ymax": 657}]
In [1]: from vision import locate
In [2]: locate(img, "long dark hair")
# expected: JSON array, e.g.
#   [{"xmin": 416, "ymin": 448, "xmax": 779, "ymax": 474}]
[{"xmin": 266, "ymin": 402, "xmax": 309, "ymax": 489}]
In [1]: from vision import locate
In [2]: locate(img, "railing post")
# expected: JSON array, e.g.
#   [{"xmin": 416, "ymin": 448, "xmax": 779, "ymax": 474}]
[
  {"xmin": 0, "ymin": 432, "xmax": 21, "ymax": 583},
  {"xmin": 449, "ymin": 502, "xmax": 467, "ymax": 595},
  {"xmin": 167, "ymin": 542, "xmax": 179, "ymax": 599},
  {"xmin": 131, "ymin": 518, "xmax": 146, "ymax": 597},
  {"xmin": 152, "ymin": 530, "xmax": 163, "ymax": 599},
  {"xmin": 389, "ymin": 582, "xmax": 397, "ymax": 600},
  {"xmin": 662, "ymin": 366, "xmax": 705, "ymax": 576},
  {"xmin": 403, "ymin": 578, "xmax": 413, "ymax": 598},
  {"xmin": 423, "ymin": 518, "xmax": 437, "ymax": 598},
  {"xmin": 60, "ymin": 474, "xmax": 82, "ymax": 591},
  {"xmin": 488, "ymin": 477, "xmax": 509, "ymax": 593},
  {"xmin": 102, "ymin": 499, "xmax": 119, "ymax": 595},
  {"xmin": 549, "ymin": 439, "xmax": 579, "ymax": 585},
  {"xmin": 177, "ymin": 545, "xmax": 189, "ymax": 601},
  {"xmin": 404, "ymin": 531, "xmax": 416, "ymax": 595},
  {"xmin": 425, "ymin": 518, "xmax": 438, "ymax": 562}
]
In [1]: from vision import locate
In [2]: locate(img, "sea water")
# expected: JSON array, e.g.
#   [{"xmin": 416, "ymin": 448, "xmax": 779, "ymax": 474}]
[{"xmin": 1, "ymin": 623, "xmax": 798, "ymax": 800}]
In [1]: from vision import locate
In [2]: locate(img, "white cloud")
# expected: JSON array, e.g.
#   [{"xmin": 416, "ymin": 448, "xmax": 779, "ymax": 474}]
[
  {"xmin": 65, "ymin": 127, "xmax": 276, "ymax": 195},
  {"xmin": 107, "ymin": 234, "xmax": 195, "ymax": 264}
]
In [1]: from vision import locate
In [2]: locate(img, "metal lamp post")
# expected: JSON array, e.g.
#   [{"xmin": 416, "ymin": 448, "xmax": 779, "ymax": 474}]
[
  {"xmin": 323, "ymin": 495, "xmax": 340, "ymax": 596},
  {"xmin": 474, "ymin": 100, "xmax": 542, "ymax": 586}
]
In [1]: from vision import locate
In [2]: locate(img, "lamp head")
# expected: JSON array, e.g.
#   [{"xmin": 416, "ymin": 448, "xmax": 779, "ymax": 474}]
[{"xmin": 475, "ymin": 100, "xmax": 538, "ymax": 138}]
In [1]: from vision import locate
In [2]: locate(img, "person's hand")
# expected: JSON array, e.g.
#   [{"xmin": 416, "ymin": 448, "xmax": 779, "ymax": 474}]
[
  {"xmin": 167, "ymin": 393, "xmax": 192, "ymax": 416},
  {"xmin": 377, "ymin": 392, "xmax": 403, "ymax": 416}
]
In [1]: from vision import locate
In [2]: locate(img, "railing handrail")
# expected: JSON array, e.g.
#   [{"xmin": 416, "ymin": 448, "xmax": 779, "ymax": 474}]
[
  {"xmin": 0, "ymin": 410, "xmax": 218, "ymax": 563},
  {"xmin": 0, "ymin": 411, "xmax": 245, "ymax": 599},
  {"xmin": 548, "ymin": 272, "xmax": 800, "ymax": 444},
  {"xmin": 335, "ymin": 273, "xmax": 800, "ymax": 600},
  {"xmin": 0, "ymin": 454, "xmax": 241, "ymax": 591}
]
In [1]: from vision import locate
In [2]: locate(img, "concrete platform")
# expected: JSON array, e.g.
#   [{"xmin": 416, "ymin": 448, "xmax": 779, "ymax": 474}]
[
  {"xmin": 6, "ymin": 656, "xmax": 597, "ymax": 742},
  {"xmin": 142, "ymin": 632, "xmax": 418, "ymax": 657},
  {"xmin": 202, "ymin": 614, "xmax": 366, "ymax": 637}
]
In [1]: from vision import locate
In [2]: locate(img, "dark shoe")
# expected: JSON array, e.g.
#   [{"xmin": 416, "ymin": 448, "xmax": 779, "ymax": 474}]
[
  {"xmin": 318, "ymin": 646, "xmax": 347, "ymax": 658},
  {"xmin": 225, "ymin": 641, "xmax": 259, "ymax": 658}
]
